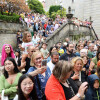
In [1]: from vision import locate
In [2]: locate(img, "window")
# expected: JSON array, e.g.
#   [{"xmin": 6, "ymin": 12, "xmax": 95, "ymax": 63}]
[
  {"xmin": 72, "ymin": 9, "xmax": 75, "ymax": 14},
  {"xmin": 72, "ymin": 0, "xmax": 74, "ymax": 3}
]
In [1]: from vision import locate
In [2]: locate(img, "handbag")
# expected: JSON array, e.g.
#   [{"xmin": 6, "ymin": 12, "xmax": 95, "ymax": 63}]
[{"xmin": 1, "ymin": 90, "xmax": 8, "ymax": 100}]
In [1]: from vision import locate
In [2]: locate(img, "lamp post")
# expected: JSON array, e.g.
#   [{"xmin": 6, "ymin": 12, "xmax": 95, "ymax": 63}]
[
  {"xmin": 89, "ymin": 16, "xmax": 93, "ymax": 27},
  {"xmin": 66, "ymin": 6, "xmax": 73, "ymax": 23},
  {"xmin": 66, "ymin": 6, "xmax": 73, "ymax": 39}
]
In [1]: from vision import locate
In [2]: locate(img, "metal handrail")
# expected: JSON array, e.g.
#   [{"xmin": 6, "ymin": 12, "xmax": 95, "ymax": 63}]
[{"xmin": 91, "ymin": 27, "xmax": 98, "ymax": 40}]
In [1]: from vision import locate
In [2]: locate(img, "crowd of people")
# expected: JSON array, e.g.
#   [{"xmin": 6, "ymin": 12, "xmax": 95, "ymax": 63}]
[
  {"xmin": 72, "ymin": 17, "xmax": 92, "ymax": 28},
  {"xmin": 0, "ymin": 12, "xmax": 100, "ymax": 100}
]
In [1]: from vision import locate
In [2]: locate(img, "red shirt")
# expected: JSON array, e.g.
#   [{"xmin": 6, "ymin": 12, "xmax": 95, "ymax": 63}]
[{"xmin": 44, "ymin": 24, "xmax": 47, "ymax": 29}]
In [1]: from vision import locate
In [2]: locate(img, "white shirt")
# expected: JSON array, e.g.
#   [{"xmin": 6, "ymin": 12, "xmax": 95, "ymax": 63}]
[
  {"xmin": 22, "ymin": 42, "xmax": 33, "ymax": 54},
  {"xmin": 47, "ymin": 61, "xmax": 55, "ymax": 73},
  {"xmin": 54, "ymin": 24, "xmax": 59, "ymax": 31},
  {"xmin": 32, "ymin": 36, "xmax": 40, "ymax": 46}
]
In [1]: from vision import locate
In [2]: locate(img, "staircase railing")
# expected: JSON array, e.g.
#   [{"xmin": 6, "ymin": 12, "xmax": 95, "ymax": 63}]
[{"xmin": 91, "ymin": 27, "xmax": 98, "ymax": 40}]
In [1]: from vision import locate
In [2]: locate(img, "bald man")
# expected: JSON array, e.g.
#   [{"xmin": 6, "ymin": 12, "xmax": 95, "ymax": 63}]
[{"xmin": 18, "ymin": 45, "xmax": 35, "ymax": 73}]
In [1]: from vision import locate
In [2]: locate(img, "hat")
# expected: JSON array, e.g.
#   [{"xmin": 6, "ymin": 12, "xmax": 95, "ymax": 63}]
[
  {"xmin": 58, "ymin": 49, "xmax": 64, "ymax": 56},
  {"xmin": 97, "ymin": 60, "xmax": 100, "ymax": 67}
]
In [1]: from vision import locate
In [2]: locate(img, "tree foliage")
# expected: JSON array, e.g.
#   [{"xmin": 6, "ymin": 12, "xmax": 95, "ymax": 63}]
[
  {"xmin": 0, "ymin": 0, "xmax": 30, "ymax": 15},
  {"xmin": 49, "ymin": 5, "xmax": 61, "ymax": 17},
  {"xmin": 48, "ymin": 6, "xmax": 66, "ymax": 20},
  {"xmin": 27, "ymin": 0, "xmax": 45, "ymax": 14}
]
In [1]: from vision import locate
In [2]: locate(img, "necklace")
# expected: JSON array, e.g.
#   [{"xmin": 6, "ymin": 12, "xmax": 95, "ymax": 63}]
[{"xmin": 66, "ymin": 80, "xmax": 75, "ymax": 96}]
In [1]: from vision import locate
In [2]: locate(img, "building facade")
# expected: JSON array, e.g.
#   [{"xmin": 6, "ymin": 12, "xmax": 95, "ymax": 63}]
[{"xmin": 44, "ymin": 0, "xmax": 100, "ymax": 38}]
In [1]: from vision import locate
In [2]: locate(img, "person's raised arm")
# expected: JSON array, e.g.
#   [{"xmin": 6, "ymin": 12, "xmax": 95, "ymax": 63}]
[
  {"xmin": 28, "ymin": 67, "xmax": 47, "ymax": 77},
  {"xmin": 19, "ymin": 44, "xmax": 25, "ymax": 51},
  {"xmin": 70, "ymin": 82, "xmax": 88, "ymax": 100},
  {"xmin": 18, "ymin": 54, "xmax": 27, "ymax": 70},
  {"xmin": 89, "ymin": 61, "xmax": 95, "ymax": 71}
]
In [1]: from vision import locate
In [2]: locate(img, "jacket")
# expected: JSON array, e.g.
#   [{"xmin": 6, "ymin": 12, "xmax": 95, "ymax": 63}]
[
  {"xmin": 85, "ymin": 74, "xmax": 100, "ymax": 100},
  {"xmin": 45, "ymin": 74, "xmax": 66, "ymax": 100}
]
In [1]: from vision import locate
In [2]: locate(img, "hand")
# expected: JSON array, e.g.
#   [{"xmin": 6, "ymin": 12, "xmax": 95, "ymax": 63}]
[
  {"xmin": 18, "ymin": 44, "xmax": 22, "ymax": 48},
  {"xmin": 37, "ymin": 66, "xmax": 47, "ymax": 74},
  {"xmin": 82, "ymin": 68, "xmax": 86, "ymax": 71},
  {"xmin": 72, "ymin": 74, "xmax": 79, "ymax": 80},
  {"xmin": 21, "ymin": 61, "xmax": 26, "ymax": 68},
  {"xmin": 78, "ymin": 82, "xmax": 88, "ymax": 97}
]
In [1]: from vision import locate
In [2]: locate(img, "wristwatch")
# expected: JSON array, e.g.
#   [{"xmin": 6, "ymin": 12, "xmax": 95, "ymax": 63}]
[{"xmin": 76, "ymin": 93, "xmax": 81, "ymax": 98}]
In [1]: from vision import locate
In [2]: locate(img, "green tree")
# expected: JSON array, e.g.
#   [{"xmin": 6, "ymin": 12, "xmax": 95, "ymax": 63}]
[
  {"xmin": 56, "ymin": 8, "xmax": 66, "ymax": 17},
  {"xmin": 49, "ymin": 5, "xmax": 61, "ymax": 17},
  {"xmin": 27, "ymin": 0, "xmax": 45, "ymax": 14},
  {"xmin": 45, "ymin": 11, "xmax": 49, "ymax": 17},
  {"xmin": 50, "ymin": 7, "xmax": 66, "ymax": 20}
]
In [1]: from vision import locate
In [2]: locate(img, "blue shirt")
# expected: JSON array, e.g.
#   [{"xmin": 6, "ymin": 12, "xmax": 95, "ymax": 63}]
[{"xmin": 27, "ymin": 66, "xmax": 51, "ymax": 100}]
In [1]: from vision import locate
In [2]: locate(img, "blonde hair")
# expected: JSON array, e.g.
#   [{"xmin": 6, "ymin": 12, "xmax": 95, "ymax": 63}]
[
  {"xmin": 53, "ymin": 60, "xmax": 73, "ymax": 83},
  {"xmin": 22, "ymin": 31, "xmax": 31, "ymax": 42},
  {"xmin": 71, "ymin": 57, "xmax": 84, "ymax": 68},
  {"xmin": 30, "ymin": 51, "xmax": 43, "ymax": 66}
]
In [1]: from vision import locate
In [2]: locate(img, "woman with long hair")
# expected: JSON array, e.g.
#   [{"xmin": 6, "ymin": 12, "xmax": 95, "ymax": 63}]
[
  {"xmin": 71, "ymin": 57, "xmax": 87, "ymax": 87},
  {"xmin": 14, "ymin": 74, "xmax": 38, "ymax": 100},
  {"xmin": 45, "ymin": 60, "xmax": 88, "ymax": 100},
  {"xmin": 0, "ymin": 57, "xmax": 22, "ymax": 100},
  {"xmin": 1, "ymin": 44, "xmax": 15, "ymax": 66},
  {"xmin": 89, "ymin": 50, "xmax": 100, "ymax": 72},
  {"xmin": 27, "ymin": 51, "xmax": 51, "ymax": 100}
]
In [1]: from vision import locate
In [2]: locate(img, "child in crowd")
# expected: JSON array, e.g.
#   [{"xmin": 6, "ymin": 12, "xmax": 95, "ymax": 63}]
[
  {"xmin": 19, "ymin": 31, "xmax": 33, "ymax": 54},
  {"xmin": 40, "ymin": 42, "xmax": 49, "ymax": 59},
  {"xmin": 85, "ymin": 74, "xmax": 100, "ymax": 100}
]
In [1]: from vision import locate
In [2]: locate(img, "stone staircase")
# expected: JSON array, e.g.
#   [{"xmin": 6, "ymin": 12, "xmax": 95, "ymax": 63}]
[{"xmin": 40, "ymin": 22, "xmax": 98, "ymax": 50}]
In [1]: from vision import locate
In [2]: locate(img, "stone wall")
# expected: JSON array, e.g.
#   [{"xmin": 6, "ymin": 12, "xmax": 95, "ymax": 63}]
[
  {"xmin": 0, "ymin": 21, "xmax": 27, "ymax": 52},
  {"xmin": 44, "ymin": 0, "xmax": 100, "ymax": 39},
  {"xmin": 42, "ymin": 22, "xmax": 97, "ymax": 50}
]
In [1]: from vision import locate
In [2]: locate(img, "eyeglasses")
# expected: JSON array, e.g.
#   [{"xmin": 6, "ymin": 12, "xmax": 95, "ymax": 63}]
[
  {"xmin": 22, "ymin": 82, "xmax": 34, "ymax": 87},
  {"xmin": 35, "ymin": 57, "xmax": 42, "ymax": 61}
]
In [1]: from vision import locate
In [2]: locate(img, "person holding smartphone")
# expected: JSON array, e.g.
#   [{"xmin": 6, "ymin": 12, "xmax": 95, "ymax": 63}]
[
  {"xmin": 45, "ymin": 60, "xmax": 88, "ymax": 100},
  {"xmin": 27, "ymin": 51, "xmax": 51, "ymax": 100}
]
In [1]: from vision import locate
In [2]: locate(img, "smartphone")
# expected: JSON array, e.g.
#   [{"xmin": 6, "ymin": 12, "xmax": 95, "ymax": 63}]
[
  {"xmin": 84, "ymin": 84, "xmax": 89, "ymax": 94},
  {"xmin": 41, "ymin": 60, "xmax": 47, "ymax": 66}
]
